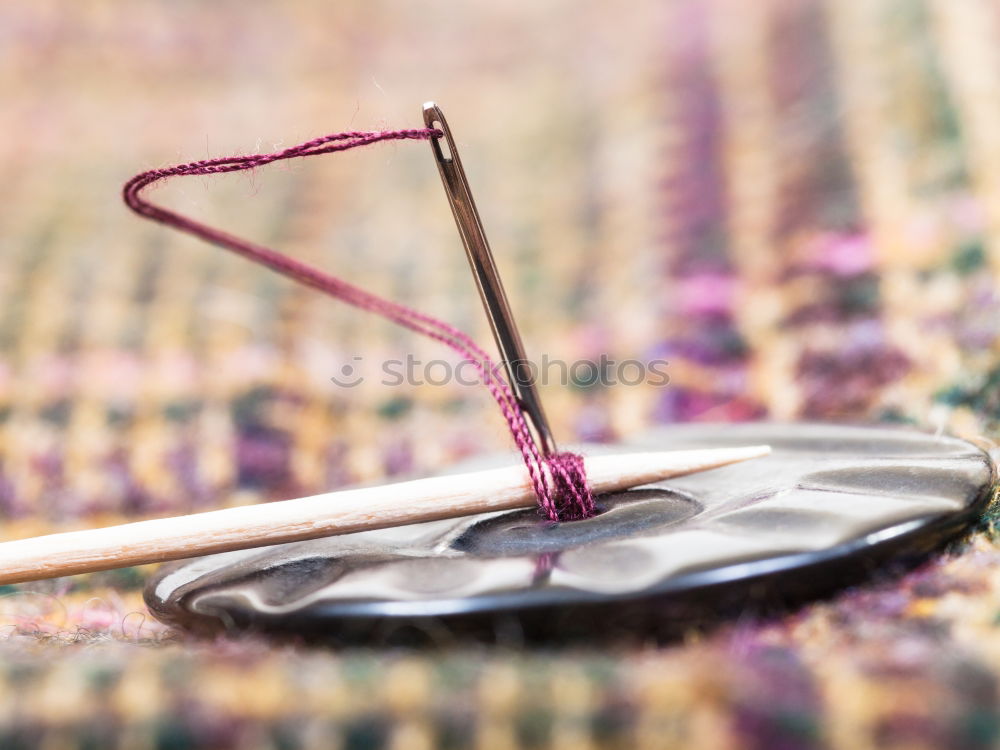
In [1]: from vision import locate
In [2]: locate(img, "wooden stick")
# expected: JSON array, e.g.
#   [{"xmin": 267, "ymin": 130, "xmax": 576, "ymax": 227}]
[{"xmin": 0, "ymin": 446, "xmax": 769, "ymax": 584}]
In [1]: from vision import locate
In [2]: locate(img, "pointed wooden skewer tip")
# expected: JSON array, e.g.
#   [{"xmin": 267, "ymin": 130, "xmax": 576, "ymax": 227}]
[{"xmin": 0, "ymin": 444, "xmax": 769, "ymax": 585}]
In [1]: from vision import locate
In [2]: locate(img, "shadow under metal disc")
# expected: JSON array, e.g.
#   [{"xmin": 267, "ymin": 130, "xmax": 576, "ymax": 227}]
[{"xmin": 145, "ymin": 423, "xmax": 997, "ymax": 642}]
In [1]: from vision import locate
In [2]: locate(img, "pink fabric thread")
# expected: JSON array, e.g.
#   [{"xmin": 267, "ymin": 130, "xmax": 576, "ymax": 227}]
[{"xmin": 123, "ymin": 127, "xmax": 595, "ymax": 522}]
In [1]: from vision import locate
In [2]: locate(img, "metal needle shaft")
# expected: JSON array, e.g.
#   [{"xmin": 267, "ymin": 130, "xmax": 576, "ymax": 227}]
[{"xmin": 423, "ymin": 102, "xmax": 557, "ymax": 456}]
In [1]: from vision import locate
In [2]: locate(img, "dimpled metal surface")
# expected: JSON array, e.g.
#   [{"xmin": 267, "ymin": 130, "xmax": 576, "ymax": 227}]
[{"xmin": 146, "ymin": 424, "xmax": 996, "ymax": 635}]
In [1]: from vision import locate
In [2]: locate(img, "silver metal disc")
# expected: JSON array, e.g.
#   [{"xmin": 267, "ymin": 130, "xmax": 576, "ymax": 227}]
[{"xmin": 145, "ymin": 424, "xmax": 996, "ymax": 639}]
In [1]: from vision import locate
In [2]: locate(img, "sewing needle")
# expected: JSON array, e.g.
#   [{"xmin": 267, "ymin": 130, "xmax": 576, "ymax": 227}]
[{"xmin": 423, "ymin": 102, "xmax": 557, "ymax": 456}]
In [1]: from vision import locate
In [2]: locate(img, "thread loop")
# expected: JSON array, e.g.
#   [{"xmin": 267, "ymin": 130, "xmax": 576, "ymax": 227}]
[{"xmin": 123, "ymin": 127, "xmax": 595, "ymax": 521}]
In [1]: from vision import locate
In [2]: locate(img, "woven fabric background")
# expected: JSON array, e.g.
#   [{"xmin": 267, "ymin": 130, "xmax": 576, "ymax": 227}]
[{"xmin": 3, "ymin": 0, "xmax": 1000, "ymax": 747}]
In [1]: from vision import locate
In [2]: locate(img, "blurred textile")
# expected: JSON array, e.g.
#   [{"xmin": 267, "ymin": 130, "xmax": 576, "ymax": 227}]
[{"xmin": 1, "ymin": 0, "xmax": 1000, "ymax": 747}]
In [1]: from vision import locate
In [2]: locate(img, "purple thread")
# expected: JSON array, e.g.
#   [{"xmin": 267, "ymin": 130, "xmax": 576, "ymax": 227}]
[{"xmin": 123, "ymin": 127, "xmax": 594, "ymax": 521}]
